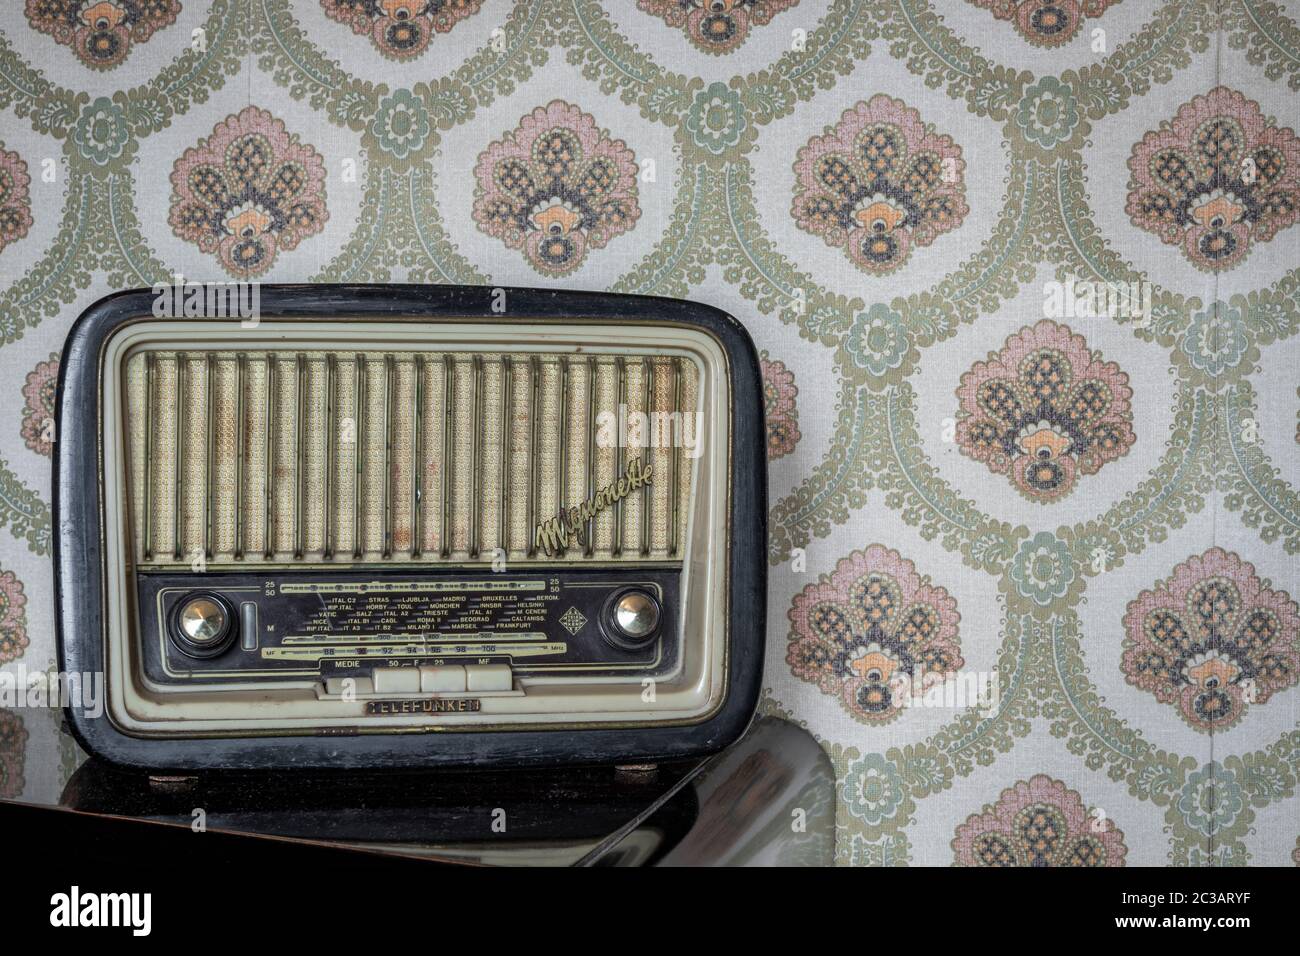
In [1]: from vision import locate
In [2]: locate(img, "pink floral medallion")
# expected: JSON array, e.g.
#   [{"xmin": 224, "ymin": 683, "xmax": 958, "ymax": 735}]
[
  {"xmin": 953, "ymin": 775, "xmax": 1127, "ymax": 866},
  {"xmin": 761, "ymin": 357, "xmax": 800, "ymax": 460},
  {"xmin": 169, "ymin": 107, "xmax": 329, "ymax": 277},
  {"xmin": 20, "ymin": 354, "xmax": 58, "ymax": 457},
  {"xmin": 636, "ymin": 0, "xmax": 800, "ymax": 54},
  {"xmin": 1122, "ymin": 548, "xmax": 1300, "ymax": 733},
  {"xmin": 25, "ymin": 0, "xmax": 180, "ymax": 70},
  {"xmin": 0, "ymin": 569, "xmax": 29, "ymax": 665},
  {"xmin": 792, "ymin": 95, "xmax": 967, "ymax": 275},
  {"xmin": 966, "ymin": 1, "xmax": 1121, "ymax": 47},
  {"xmin": 319, "ymin": 0, "xmax": 483, "ymax": 60},
  {"xmin": 1127, "ymin": 87, "xmax": 1300, "ymax": 272},
  {"xmin": 0, "ymin": 709, "xmax": 26, "ymax": 798},
  {"xmin": 473, "ymin": 101, "xmax": 640, "ymax": 277},
  {"xmin": 787, "ymin": 545, "xmax": 962, "ymax": 724},
  {"xmin": 0, "ymin": 145, "xmax": 33, "ymax": 254},
  {"xmin": 955, "ymin": 321, "xmax": 1135, "ymax": 503}
]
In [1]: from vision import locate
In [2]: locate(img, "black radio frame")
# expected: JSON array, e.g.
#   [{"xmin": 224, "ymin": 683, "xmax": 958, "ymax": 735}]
[{"xmin": 55, "ymin": 285, "xmax": 767, "ymax": 771}]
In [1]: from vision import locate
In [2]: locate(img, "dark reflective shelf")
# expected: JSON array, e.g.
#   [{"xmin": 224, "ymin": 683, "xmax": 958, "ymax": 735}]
[{"xmin": 2, "ymin": 714, "xmax": 835, "ymax": 866}]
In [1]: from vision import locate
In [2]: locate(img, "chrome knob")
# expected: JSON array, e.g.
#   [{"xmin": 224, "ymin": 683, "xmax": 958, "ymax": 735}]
[
  {"xmin": 170, "ymin": 592, "xmax": 235, "ymax": 658},
  {"xmin": 614, "ymin": 591, "xmax": 660, "ymax": 640},
  {"xmin": 603, "ymin": 589, "xmax": 662, "ymax": 650},
  {"xmin": 179, "ymin": 596, "xmax": 227, "ymax": 644}
]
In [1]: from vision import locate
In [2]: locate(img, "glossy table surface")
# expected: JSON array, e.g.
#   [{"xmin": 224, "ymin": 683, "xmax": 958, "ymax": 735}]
[{"xmin": 0, "ymin": 715, "xmax": 836, "ymax": 866}]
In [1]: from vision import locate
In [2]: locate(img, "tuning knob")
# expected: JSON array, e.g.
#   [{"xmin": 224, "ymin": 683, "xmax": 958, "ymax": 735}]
[
  {"xmin": 169, "ymin": 592, "xmax": 237, "ymax": 659},
  {"xmin": 601, "ymin": 588, "xmax": 662, "ymax": 651}
]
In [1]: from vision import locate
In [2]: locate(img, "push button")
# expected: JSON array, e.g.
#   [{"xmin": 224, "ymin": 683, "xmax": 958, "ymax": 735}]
[
  {"xmin": 420, "ymin": 665, "xmax": 467, "ymax": 693},
  {"xmin": 323, "ymin": 676, "xmax": 375, "ymax": 696},
  {"xmin": 372, "ymin": 668, "xmax": 421, "ymax": 693},
  {"xmin": 465, "ymin": 664, "xmax": 513, "ymax": 692}
]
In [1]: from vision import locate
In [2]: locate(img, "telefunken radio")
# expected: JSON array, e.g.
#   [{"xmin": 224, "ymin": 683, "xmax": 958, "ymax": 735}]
[{"xmin": 55, "ymin": 286, "xmax": 765, "ymax": 770}]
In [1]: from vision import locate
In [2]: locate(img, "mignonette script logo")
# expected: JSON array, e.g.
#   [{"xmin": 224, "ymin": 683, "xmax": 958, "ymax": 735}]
[{"xmin": 533, "ymin": 457, "xmax": 652, "ymax": 557}]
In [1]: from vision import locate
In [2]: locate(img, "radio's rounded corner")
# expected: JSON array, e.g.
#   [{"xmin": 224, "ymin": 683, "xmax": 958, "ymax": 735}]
[
  {"xmin": 58, "ymin": 702, "xmax": 146, "ymax": 773},
  {"xmin": 697, "ymin": 677, "xmax": 765, "ymax": 761}
]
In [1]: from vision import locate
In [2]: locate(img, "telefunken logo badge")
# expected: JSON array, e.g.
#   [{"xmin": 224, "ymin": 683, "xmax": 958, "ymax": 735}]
[
  {"xmin": 533, "ymin": 456, "xmax": 652, "ymax": 557},
  {"xmin": 50, "ymin": 886, "xmax": 151, "ymax": 936},
  {"xmin": 364, "ymin": 698, "xmax": 482, "ymax": 715}
]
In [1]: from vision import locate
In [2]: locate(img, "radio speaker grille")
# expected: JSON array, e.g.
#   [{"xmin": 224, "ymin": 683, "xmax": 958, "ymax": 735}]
[{"xmin": 124, "ymin": 351, "xmax": 699, "ymax": 566}]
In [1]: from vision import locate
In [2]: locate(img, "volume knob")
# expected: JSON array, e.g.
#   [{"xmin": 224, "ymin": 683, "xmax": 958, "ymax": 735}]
[
  {"xmin": 169, "ymin": 592, "xmax": 237, "ymax": 659},
  {"xmin": 601, "ymin": 588, "xmax": 662, "ymax": 650}
]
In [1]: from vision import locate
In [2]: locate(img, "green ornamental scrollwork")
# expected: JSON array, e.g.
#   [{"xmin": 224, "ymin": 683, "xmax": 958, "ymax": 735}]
[
  {"xmin": 0, "ymin": 0, "xmax": 1295, "ymax": 862},
  {"xmin": 1219, "ymin": 380, "xmax": 1300, "ymax": 554},
  {"xmin": 1223, "ymin": 0, "xmax": 1300, "ymax": 91}
]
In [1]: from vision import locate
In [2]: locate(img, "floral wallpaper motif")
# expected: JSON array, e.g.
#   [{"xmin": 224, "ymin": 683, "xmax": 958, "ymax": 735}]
[
  {"xmin": 319, "ymin": 0, "xmax": 484, "ymax": 60},
  {"xmin": 967, "ymin": 0, "xmax": 1122, "ymax": 47},
  {"xmin": 1127, "ymin": 86, "xmax": 1300, "ymax": 273},
  {"xmin": 169, "ymin": 106, "xmax": 329, "ymax": 278},
  {"xmin": 0, "ymin": 568, "xmax": 28, "ymax": 665},
  {"xmin": 20, "ymin": 354, "xmax": 58, "ymax": 457},
  {"xmin": 25, "ymin": 0, "xmax": 180, "ymax": 70},
  {"xmin": 636, "ymin": 0, "xmax": 800, "ymax": 54},
  {"xmin": 955, "ymin": 321, "xmax": 1135, "ymax": 503},
  {"xmin": 1009, "ymin": 74, "xmax": 1091, "ymax": 160},
  {"xmin": 1121, "ymin": 548, "xmax": 1299, "ymax": 733},
  {"xmin": 952, "ymin": 776, "xmax": 1127, "ymax": 867},
  {"xmin": 473, "ymin": 101, "xmax": 640, "ymax": 277},
  {"xmin": 0, "ymin": 145, "xmax": 32, "ymax": 255},
  {"xmin": 792, "ymin": 95, "xmax": 967, "ymax": 275},
  {"xmin": 761, "ymin": 355, "xmax": 800, "ymax": 460},
  {"xmin": 0, "ymin": 710, "xmax": 26, "ymax": 798},
  {"xmin": 0, "ymin": 0, "xmax": 1297, "ymax": 863},
  {"xmin": 787, "ymin": 545, "xmax": 962, "ymax": 724}
]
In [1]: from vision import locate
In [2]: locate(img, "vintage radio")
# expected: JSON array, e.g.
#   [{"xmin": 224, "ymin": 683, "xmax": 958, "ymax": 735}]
[{"xmin": 56, "ymin": 286, "xmax": 765, "ymax": 770}]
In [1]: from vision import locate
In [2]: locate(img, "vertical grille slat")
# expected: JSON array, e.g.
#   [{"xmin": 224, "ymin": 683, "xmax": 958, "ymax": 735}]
[
  {"xmin": 499, "ymin": 356, "xmax": 511, "ymax": 555},
  {"xmin": 640, "ymin": 357, "xmax": 653, "ymax": 558},
  {"xmin": 142, "ymin": 352, "xmax": 156, "ymax": 561},
  {"xmin": 470, "ymin": 355, "xmax": 483, "ymax": 560},
  {"xmin": 584, "ymin": 356, "xmax": 596, "ymax": 558},
  {"xmin": 613, "ymin": 355, "xmax": 625, "ymax": 559},
  {"xmin": 557, "ymin": 356, "xmax": 568, "ymax": 556},
  {"xmin": 126, "ymin": 348, "xmax": 697, "ymax": 566},
  {"xmin": 670, "ymin": 356, "xmax": 682, "ymax": 559},
  {"xmin": 527, "ymin": 355, "xmax": 540, "ymax": 558},
  {"xmin": 411, "ymin": 356, "xmax": 423, "ymax": 558},
  {"xmin": 440, "ymin": 354, "xmax": 452, "ymax": 559},
  {"xmin": 262, "ymin": 354, "xmax": 275, "ymax": 560},
  {"xmin": 202, "ymin": 354, "xmax": 214, "ymax": 561},
  {"xmin": 173, "ymin": 353, "xmax": 186, "ymax": 561},
  {"xmin": 351, "ymin": 354, "xmax": 363, "ymax": 559},
  {"xmin": 293, "ymin": 353, "xmax": 306, "ymax": 560},
  {"xmin": 233, "ymin": 354, "xmax": 246, "ymax": 560},
  {"xmin": 323, "ymin": 355, "xmax": 335, "ymax": 560},
  {"xmin": 382, "ymin": 354, "xmax": 395, "ymax": 559}
]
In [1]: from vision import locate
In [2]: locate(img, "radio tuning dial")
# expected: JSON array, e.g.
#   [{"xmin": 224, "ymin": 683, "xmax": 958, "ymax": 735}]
[
  {"xmin": 180, "ymin": 597, "xmax": 226, "ymax": 643},
  {"xmin": 615, "ymin": 591, "xmax": 660, "ymax": 639},
  {"xmin": 169, "ymin": 593, "xmax": 237, "ymax": 659},
  {"xmin": 601, "ymin": 588, "xmax": 662, "ymax": 650}
]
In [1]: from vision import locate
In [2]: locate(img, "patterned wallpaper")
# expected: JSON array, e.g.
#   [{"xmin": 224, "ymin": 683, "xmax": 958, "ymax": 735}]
[{"xmin": 0, "ymin": 0, "xmax": 1298, "ymax": 866}]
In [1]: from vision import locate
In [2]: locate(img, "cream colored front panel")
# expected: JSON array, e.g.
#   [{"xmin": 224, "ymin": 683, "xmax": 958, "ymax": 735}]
[{"xmin": 100, "ymin": 319, "xmax": 731, "ymax": 737}]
